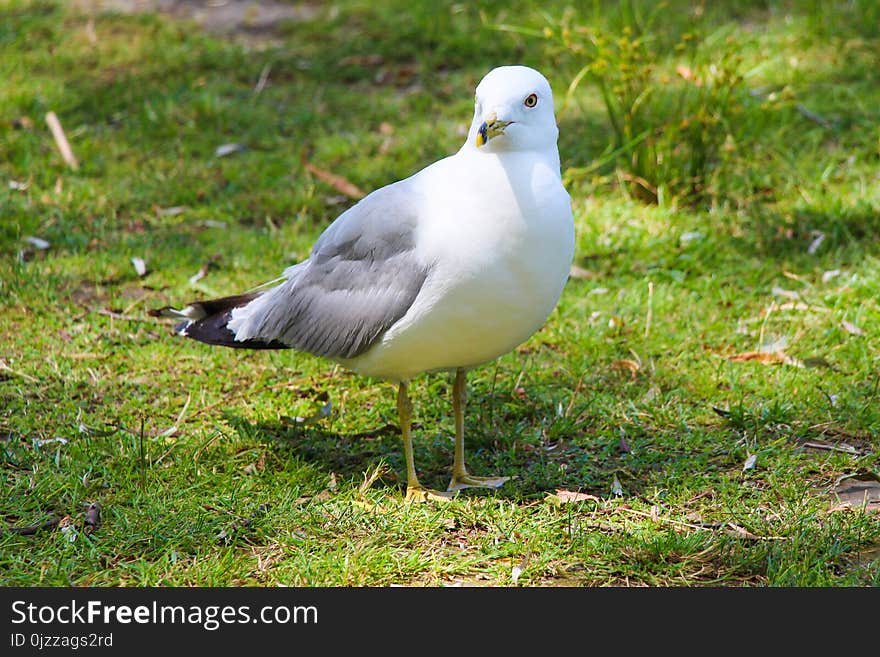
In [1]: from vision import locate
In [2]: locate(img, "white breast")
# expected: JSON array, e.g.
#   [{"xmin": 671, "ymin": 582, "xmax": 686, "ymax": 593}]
[{"xmin": 343, "ymin": 148, "xmax": 574, "ymax": 381}]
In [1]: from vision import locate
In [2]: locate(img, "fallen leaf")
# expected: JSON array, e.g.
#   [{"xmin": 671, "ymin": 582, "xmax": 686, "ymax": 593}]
[
  {"xmin": 303, "ymin": 160, "xmax": 365, "ymax": 200},
  {"xmin": 728, "ymin": 351, "xmax": 786, "ymax": 364},
  {"xmin": 9, "ymin": 180, "xmax": 29, "ymax": 191},
  {"xmin": 840, "ymin": 321, "xmax": 863, "ymax": 336},
  {"xmin": 676, "ymin": 65, "xmax": 697, "ymax": 82},
  {"xmin": 550, "ymin": 489, "xmax": 600, "ymax": 504},
  {"xmin": 822, "ymin": 269, "xmax": 840, "ymax": 283},
  {"xmin": 830, "ymin": 476, "xmax": 880, "ymax": 512},
  {"xmin": 743, "ymin": 454, "xmax": 757, "ymax": 472}
]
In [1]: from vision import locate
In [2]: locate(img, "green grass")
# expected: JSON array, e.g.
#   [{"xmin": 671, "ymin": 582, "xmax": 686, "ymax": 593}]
[{"xmin": 1, "ymin": 0, "xmax": 878, "ymax": 586}]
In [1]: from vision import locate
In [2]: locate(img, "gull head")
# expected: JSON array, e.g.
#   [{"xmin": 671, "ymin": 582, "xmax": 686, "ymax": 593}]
[{"xmin": 468, "ymin": 65, "xmax": 558, "ymax": 153}]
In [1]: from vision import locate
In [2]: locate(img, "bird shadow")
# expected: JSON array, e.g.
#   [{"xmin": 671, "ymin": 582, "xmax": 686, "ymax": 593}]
[
  {"xmin": 222, "ymin": 407, "xmax": 584, "ymax": 501},
  {"xmin": 225, "ymin": 412, "xmax": 455, "ymax": 495}
]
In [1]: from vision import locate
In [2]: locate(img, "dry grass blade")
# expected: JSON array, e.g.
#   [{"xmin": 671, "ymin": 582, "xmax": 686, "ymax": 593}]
[
  {"xmin": 724, "ymin": 522, "xmax": 785, "ymax": 541},
  {"xmin": 303, "ymin": 160, "xmax": 366, "ymax": 199},
  {"xmin": 728, "ymin": 351, "xmax": 803, "ymax": 367},
  {"xmin": 728, "ymin": 351, "xmax": 784, "ymax": 364},
  {"xmin": 0, "ymin": 359, "xmax": 39, "ymax": 383},
  {"xmin": 45, "ymin": 111, "xmax": 79, "ymax": 170},
  {"xmin": 359, "ymin": 461, "xmax": 392, "ymax": 494},
  {"xmin": 157, "ymin": 394, "xmax": 192, "ymax": 437}
]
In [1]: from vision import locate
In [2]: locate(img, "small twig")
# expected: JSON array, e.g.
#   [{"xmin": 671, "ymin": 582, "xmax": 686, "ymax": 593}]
[
  {"xmin": 611, "ymin": 506, "xmax": 709, "ymax": 532},
  {"xmin": 157, "ymin": 393, "xmax": 192, "ymax": 437},
  {"xmin": 0, "ymin": 359, "xmax": 39, "ymax": 383},
  {"xmin": 45, "ymin": 111, "xmax": 79, "ymax": 170},
  {"xmin": 802, "ymin": 441, "xmax": 861, "ymax": 456},
  {"xmin": 97, "ymin": 309, "xmax": 152, "ymax": 324},
  {"xmin": 253, "ymin": 63, "xmax": 272, "ymax": 95},
  {"xmin": 795, "ymin": 104, "xmax": 834, "ymax": 130},
  {"xmin": 610, "ymin": 507, "xmax": 786, "ymax": 540},
  {"xmin": 563, "ymin": 371, "xmax": 587, "ymax": 419},
  {"xmin": 724, "ymin": 522, "xmax": 786, "ymax": 541}
]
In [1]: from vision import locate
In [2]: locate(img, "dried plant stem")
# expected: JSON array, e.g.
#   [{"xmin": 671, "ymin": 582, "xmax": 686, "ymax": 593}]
[{"xmin": 45, "ymin": 111, "xmax": 79, "ymax": 170}]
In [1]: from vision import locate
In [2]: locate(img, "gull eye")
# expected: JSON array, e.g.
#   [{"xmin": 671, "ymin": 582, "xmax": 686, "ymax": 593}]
[{"xmin": 523, "ymin": 93, "xmax": 538, "ymax": 108}]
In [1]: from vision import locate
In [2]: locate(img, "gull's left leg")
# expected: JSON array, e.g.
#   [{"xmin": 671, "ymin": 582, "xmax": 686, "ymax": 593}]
[
  {"xmin": 398, "ymin": 381, "xmax": 455, "ymax": 503},
  {"xmin": 447, "ymin": 368, "xmax": 511, "ymax": 492}
]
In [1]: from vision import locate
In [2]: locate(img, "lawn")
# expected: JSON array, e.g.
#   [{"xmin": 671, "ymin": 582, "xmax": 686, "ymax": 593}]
[{"xmin": 1, "ymin": 0, "xmax": 878, "ymax": 586}]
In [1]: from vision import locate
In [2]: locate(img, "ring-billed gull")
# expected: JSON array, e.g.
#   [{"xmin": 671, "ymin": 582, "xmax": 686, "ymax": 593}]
[{"xmin": 151, "ymin": 65, "xmax": 575, "ymax": 502}]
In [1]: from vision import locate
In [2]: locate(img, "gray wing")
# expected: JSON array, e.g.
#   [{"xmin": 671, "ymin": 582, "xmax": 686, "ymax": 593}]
[{"xmin": 228, "ymin": 181, "xmax": 429, "ymax": 359}]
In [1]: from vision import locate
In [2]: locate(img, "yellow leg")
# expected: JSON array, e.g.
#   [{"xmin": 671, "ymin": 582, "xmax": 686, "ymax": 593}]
[
  {"xmin": 447, "ymin": 369, "xmax": 510, "ymax": 492},
  {"xmin": 398, "ymin": 382, "xmax": 455, "ymax": 503}
]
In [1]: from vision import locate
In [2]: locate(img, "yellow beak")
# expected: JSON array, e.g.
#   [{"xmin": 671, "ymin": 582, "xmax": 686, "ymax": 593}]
[{"xmin": 475, "ymin": 112, "xmax": 512, "ymax": 147}]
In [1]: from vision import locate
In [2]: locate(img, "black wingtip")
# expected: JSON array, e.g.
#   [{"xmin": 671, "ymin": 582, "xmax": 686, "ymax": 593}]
[
  {"xmin": 153, "ymin": 293, "xmax": 289, "ymax": 350},
  {"xmin": 180, "ymin": 311, "xmax": 289, "ymax": 350}
]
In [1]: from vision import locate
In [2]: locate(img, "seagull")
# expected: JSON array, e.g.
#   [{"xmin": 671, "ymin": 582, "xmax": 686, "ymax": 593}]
[{"xmin": 150, "ymin": 65, "xmax": 575, "ymax": 502}]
